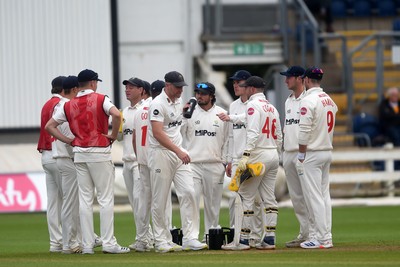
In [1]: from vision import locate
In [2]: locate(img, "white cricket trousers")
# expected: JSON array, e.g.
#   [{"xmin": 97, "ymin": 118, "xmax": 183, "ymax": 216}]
[
  {"xmin": 122, "ymin": 161, "xmax": 141, "ymax": 241},
  {"xmin": 43, "ymin": 160, "xmax": 62, "ymax": 249},
  {"xmin": 231, "ymin": 161, "xmax": 263, "ymax": 240},
  {"xmin": 297, "ymin": 150, "xmax": 332, "ymax": 242},
  {"xmin": 136, "ymin": 164, "xmax": 171, "ymax": 244},
  {"xmin": 191, "ymin": 162, "xmax": 225, "ymax": 239},
  {"xmin": 239, "ymin": 149, "xmax": 279, "ymax": 239},
  {"xmin": 56, "ymin": 157, "xmax": 81, "ymax": 250},
  {"xmin": 283, "ymin": 151, "xmax": 314, "ymax": 240},
  {"xmin": 75, "ymin": 161, "xmax": 118, "ymax": 250},
  {"xmin": 148, "ymin": 148, "xmax": 198, "ymax": 246}
]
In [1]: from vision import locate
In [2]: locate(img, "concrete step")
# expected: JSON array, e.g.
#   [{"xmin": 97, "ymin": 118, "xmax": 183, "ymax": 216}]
[{"xmin": 354, "ymin": 81, "xmax": 399, "ymax": 91}]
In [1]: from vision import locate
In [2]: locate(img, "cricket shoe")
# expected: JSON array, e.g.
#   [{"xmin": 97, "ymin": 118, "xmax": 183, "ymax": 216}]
[
  {"xmin": 128, "ymin": 242, "xmax": 136, "ymax": 250},
  {"xmin": 221, "ymin": 242, "xmax": 250, "ymax": 251},
  {"xmin": 82, "ymin": 248, "xmax": 94, "ymax": 254},
  {"xmin": 182, "ymin": 239, "xmax": 208, "ymax": 251},
  {"xmin": 155, "ymin": 242, "xmax": 175, "ymax": 253},
  {"xmin": 249, "ymin": 238, "xmax": 261, "ymax": 248},
  {"xmin": 167, "ymin": 241, "xmax": 183, "ymax": 251},
  {"xmin": 285, "ymin": 237, "xmax": 306, "ymax": 248},
  {"xmin": 135, "ymin": 241, "xmax": 152, "ymax": 252},
  {"xmin": 62, "ymin": 245, "xmax": 82, "ymax": 254},
  {"xmin": 300, "ymin": 239, "xmax": 333, "ymax": 249},
  {"xmin": 49, "ymin": 245, "xmax": 62, "ymax": 253},
  {"xmin": 255, "ymin": 236, "xmax": 275, "ymax": 250},
  {"xmin": 94, "ymin": 237, "xmax": 102, "ymax": 248},
  {"xmin": 102, "ymin": 245, "xmax": 130, "ymax": 254}
]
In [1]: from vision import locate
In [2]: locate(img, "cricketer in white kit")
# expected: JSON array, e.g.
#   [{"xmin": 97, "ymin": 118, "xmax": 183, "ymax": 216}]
[
  {"xmin": 218, "ymin": 70, "xmax": 263, "ymax": 247},
  {"xmin": 119, "ymin": 77, "xmax": 144, "ymax": 248},
  {"xmin": 51, "ymin": 76, "xmax": 81, "ymax": 253},
  {"xmin": 279, "ymin": 66, "xmax": 315, "ymax": 248},
  {"xmin": 148, "ymin": 71, "xmax": 206, "ymax": 253},
  {"xmin": 181, "ymin": 82, "xmax": 229, "ymax": 241},
  {"xmin": 297, "ymin": 67, "xmax": 337, "ymax": 249},
  {"xmin": 223, "ymin": 76, "xmax": 282, "ymax": 250}
]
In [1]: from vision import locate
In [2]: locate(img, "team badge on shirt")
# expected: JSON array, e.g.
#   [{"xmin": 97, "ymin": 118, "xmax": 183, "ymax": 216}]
[
  {"xmin": 153, "ymin": 109, "xmax": 159, "ymax": 115},
  {"xmin": 247, "ymin": 107, "xmax": 255, "ymax": 115},
  {"xmin": 300, "ymin": 107, "xmax": 307, "ymax": 115}
]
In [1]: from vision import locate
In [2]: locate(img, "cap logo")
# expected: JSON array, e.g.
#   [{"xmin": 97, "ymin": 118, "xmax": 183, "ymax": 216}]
[{"xmin": 300, "ymin": 107, "xmax": 307, "ymax": 115}]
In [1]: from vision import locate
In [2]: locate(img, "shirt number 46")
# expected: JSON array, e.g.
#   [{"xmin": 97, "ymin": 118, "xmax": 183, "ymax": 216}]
[{"xmin": 262, "ymin": 117, "xmax": 277, "ymax": 139}]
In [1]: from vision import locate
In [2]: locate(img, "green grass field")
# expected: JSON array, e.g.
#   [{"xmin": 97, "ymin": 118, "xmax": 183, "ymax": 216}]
[{"xmin": 1, "ymin": 206, "xmax": 399, "ymax": 267}]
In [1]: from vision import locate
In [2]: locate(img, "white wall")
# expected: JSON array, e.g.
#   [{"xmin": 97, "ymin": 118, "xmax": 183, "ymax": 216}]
[
  {"xmin": 117, "ymin": 0, "xmax": 205, "ymax": 107},
  {"xmin": 0, "ymin": 0, "xmax": 113, "ymax": 129}
]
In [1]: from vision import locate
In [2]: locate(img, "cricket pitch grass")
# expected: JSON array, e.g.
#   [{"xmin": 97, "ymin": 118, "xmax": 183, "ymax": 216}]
[{"xmin": 0, "ymin": 206, "xmax": 399, "ymax": 267}]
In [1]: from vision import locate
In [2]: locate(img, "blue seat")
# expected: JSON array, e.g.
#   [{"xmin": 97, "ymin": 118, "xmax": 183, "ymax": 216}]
[
  {"xmin": 331, "ymin": 0, "xmax": 348, "ymax": 17},
  {"xmin": 393, "ymin": 18, "xmax": 400, "ymax": 30},
  {"xmin": 352, "ymin": 0, "xmax": 371, "ymax": 16},
  {"xmin": 353, "ymin": 113, "xmax": 382, "ymax": 146},
  {"xmin": 377, "ymin": 0, "xmax": 396, "ymax": 16},
  {"xmin": 296, "ymin": 21, "xmax": 315, "ymax": 50}
]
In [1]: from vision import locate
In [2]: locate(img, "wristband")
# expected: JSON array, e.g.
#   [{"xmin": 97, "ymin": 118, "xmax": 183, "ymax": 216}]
[{"xmin": 297, "ymin": 152, "xmax": 306, "ymax": 160}]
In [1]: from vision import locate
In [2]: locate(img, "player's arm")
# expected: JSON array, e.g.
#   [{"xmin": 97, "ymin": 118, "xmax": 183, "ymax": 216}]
[
  {"xmin": 45, "ymin": 118, "xmax": 73, "ymax": 145},
  {"xmin": 298, "ymin": 100, "xmax": 313, "ymax": 161},
  {"xmin": 104, "ymin": 106, "xmax": 121, "ymax": 142},
  {"xmin": 274, "ymin": 110, "xmax": 283, "ymax": 155},
  {"xmin": 132, "ymin": 129, "xmax": 137, "ymax": 155},
  {"xmin": 151, "ymin": 120, "xmax": 190, "ymax": 164}
]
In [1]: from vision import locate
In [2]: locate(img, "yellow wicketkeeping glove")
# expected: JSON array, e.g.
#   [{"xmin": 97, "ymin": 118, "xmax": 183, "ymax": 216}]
[{"xmin": 237, "ymin": 151, "xmax": 250, "ymax": 171}]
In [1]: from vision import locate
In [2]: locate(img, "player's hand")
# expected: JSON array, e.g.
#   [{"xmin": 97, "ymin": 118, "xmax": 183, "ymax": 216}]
[
  {"xmin": 103, "ymin": 133, "xmax": 117, "ymax": 144},
  {"xmin": 295, "ymin": 159, "xmax": 305, "ymax": 176},
  {"xmin": 237, "ymin": 155, "xmax": 249, "ymax": 171},
  {"xmin": 216, "ymin": 113, "xmax": 230, "ymax": 122},
  {"xmin": 225, "ymin": 162, "xmax": 232, "ymax": 177},
  {"xmin": 176, "ymin": 149, "xmax": 191, "ymax": 165}
]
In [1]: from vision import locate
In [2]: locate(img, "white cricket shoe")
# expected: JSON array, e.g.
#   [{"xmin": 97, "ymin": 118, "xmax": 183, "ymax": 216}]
[
  {"xmin": 62, "ymin": 245, "xmax": 82, "ymax": 254},
  {"xmin": 135, "ymin": 241, "xmax": 152, "ymax": 252},
  {"xmin": 300, "ymin": 239, "xmax": 333, "ymax": 249},
  {"xmin": 102, "ymin": 245, "xmax": 130, "ymax": 254},
  {"xmin": 82, "ymin": 248, "xmax": 94, "ymax": 254},
  {"xmin": 256, "ymin": 236, "xmax": 275, "ymax": 250},
  {"xmin": 155, "ymin": 242, "xmax": 175, "ymax": 253},
  {"xmin": 221, "ymin": 242, "xmax": 250, "ymax": 251},
  {"xmin": 49, "ymin": 245, "xmax": 62, "ymax": 253},
  {"xmin": 182, "ymin": 239, "xmax": 208, "ymax": 251},
  {"xmin": 167, "ymin": 241, "xmax": 183, "ymax": 251},
  {"xmin": 285, "ymin": 237, "xmax": 306, "ymax": 248},
  {"xmin": 94, "ymin": 237, "xmax": 102, "ymax": 248},
  {"xmin": 249, "ymin": 238, "xmax": 261, "ymax": 248},
  {"xmin": 128, "ymin": 242, "xmax": 136, "ymax": 250}
]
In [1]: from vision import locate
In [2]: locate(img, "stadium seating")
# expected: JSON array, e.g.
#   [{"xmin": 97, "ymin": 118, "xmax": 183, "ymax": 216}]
[
  {"xmin": 352, "ymin": 0, "xmax": 372, "ymax": 16},
  {"xmin": 331, "ymin": 0, "xmax": 348, "ymax": 17},
  {"xmin": 377, "ymin": 0, "xmax": 396, "ymax": 16}
]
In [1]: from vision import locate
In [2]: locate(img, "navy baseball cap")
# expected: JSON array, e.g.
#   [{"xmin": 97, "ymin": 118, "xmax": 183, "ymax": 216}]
[
  {"xmin": 151, "ymin": 80, "xmax": 165, "ymax": 93},
  {"xmin": 239, "ymin": 76, "xmax": 266, "ymax": 88},
  {"xmin": 78, "ymin": 69, "xmax": 102, "ymax": 82},
  {"xmin": 302, "ymin": 66, "xmax": 324, "ymax": 80},
  {"xmin": 143, "ymin": 80, "xmax": 151, "ymax": 94},
  {"xmin": 195, "ymin": 82, "xmax": 216, "ymax": 95},
  {"xmin": 280, "ymin": 66, "xmax": 305, "ymax": 77},
  {"xmin": 52, "ymin": 76, "xmax": 66, "ymax": 89},
  {"xmin": 229, "ymin": 70, "xmax": 251, "ymax": 81},
  {"xmin": 62, "ymin": 76, "xmax": 79, "ymax": 89},
  {"xmin": 123, "ymin": 77, "xmax": 144, "ymax": 87},
  {"xmin": 164, "ymin": 71, "xmax": 188, "ymax": 87}
]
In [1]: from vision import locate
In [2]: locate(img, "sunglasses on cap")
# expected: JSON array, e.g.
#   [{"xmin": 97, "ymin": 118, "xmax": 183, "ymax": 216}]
[{"xmin": 196, "ymin": 83, "xmax": 209, "ymax": 89}]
